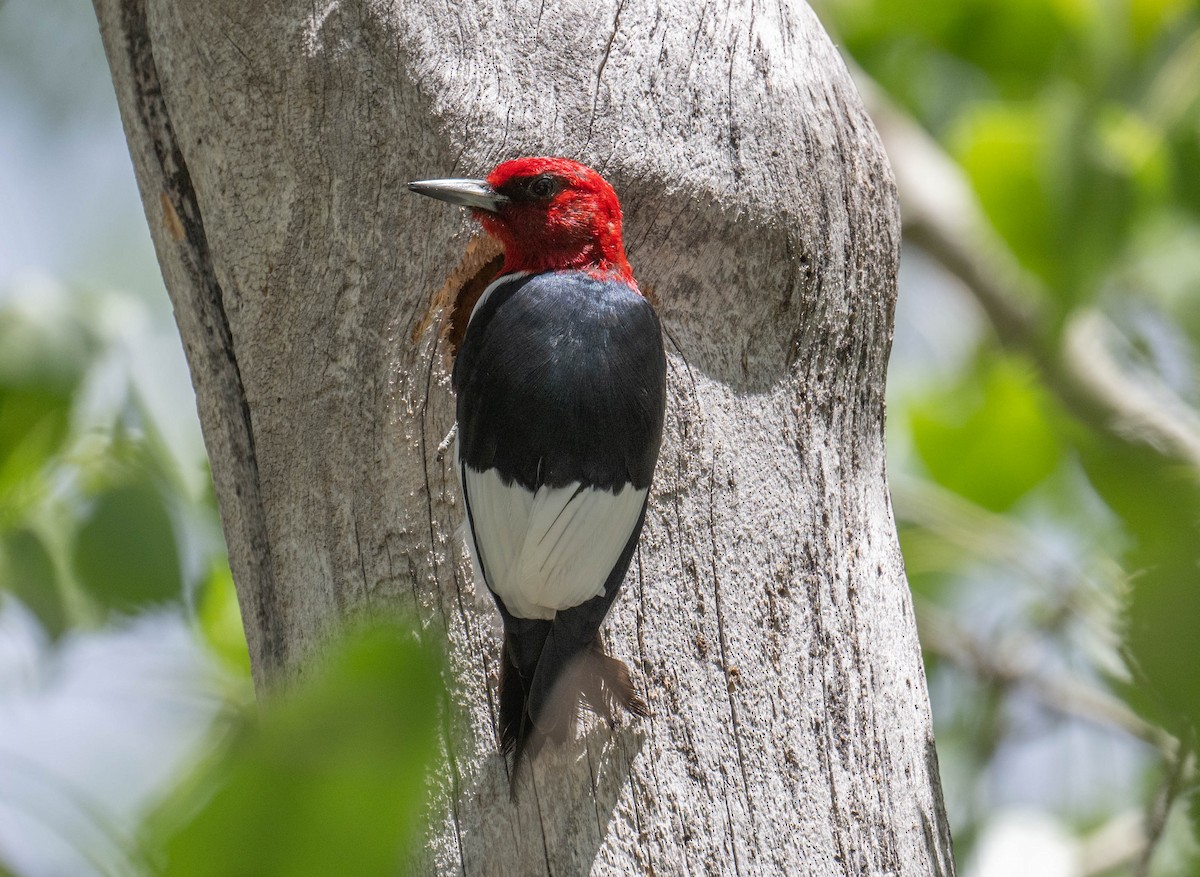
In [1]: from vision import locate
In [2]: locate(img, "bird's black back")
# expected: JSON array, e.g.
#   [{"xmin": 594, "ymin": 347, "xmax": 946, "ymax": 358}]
[{"xmin": 453, "ymin": 271, "xmax": 666, "ymax": 494}]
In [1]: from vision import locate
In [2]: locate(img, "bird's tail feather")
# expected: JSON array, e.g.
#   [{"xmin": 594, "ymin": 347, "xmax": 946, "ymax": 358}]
[
  {"xmin": 497, "ymin": 622, "xmax": 549, "ymax": 757},
  {"xmin": 499, "ymin": 631, "xmax": 646, "ymax": 796},
  {"xmin": 497, "ymin": 638, "xmax": 528, "ymax": 757}
]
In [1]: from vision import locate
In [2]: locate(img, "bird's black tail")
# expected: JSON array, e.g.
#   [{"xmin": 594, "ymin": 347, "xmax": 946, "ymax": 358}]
[{"xmin": 498, "ymin": 627, "xmax": 646, "ymax": 795}]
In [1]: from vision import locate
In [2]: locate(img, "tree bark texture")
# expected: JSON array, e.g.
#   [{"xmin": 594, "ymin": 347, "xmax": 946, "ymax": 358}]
[{"xmin": 93, "ymin": 0, "xmax": 955, "ymax": 873}]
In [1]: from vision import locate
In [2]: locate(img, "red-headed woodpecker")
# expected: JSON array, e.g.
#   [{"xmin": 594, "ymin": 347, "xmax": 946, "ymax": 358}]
[{"xmin": 410, "ymin": 158, "xmax": 666, "ymax": 782}]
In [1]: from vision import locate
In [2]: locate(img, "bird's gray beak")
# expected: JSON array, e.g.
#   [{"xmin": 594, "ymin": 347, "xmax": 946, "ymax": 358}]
[{"xmin": 408, "ymin": 178, "xmax": 507, "ymax": 213}]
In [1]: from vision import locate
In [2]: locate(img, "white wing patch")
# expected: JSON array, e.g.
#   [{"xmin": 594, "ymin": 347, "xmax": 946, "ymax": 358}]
[{"xmin": 460, "ymin": 464, "xmax": 646, "ymax": 621}]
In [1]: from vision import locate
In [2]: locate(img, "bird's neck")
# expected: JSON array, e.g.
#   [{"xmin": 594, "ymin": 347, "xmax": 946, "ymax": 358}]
[{"xmin": 500, "ymin": 237, "xmax": 635, "ymax": 286}]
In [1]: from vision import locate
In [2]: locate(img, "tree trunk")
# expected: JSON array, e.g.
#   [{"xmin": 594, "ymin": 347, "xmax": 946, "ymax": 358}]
[{"xmin": 93, "ymin": 0, "xmax": 955, "ymax": 873}]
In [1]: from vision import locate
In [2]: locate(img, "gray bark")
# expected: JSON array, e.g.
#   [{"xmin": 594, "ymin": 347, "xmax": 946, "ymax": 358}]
[{"xmin": 93, "ymin": 0, "xmax": 955, "ymax": 873}]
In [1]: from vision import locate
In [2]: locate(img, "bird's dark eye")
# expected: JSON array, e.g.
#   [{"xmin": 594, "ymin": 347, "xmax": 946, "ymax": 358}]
[{"xmin": 527, "ymin": 175, "xmax": 557, "ymax": 199}]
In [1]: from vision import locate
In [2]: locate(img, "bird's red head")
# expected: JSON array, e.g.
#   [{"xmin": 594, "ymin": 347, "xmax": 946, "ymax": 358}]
[
  {"xmin": 410, "ymin": 158, "xmax": 635, "ymax": 286},
  {"xmin": 480, "ymin": 158, "xmax": 632, "ymax": 283}
]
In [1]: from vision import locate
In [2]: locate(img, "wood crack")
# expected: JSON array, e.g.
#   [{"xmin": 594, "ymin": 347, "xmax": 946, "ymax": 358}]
[
  {"xmin": 117, "ymin": 0, "xmax": 286, "ymax": 677},
  {"xmin": 706, "ymin": 441, "xmax": 758, "ymax": 865},
  {"xmin": 586, "ymin": 0, "xmax": 627, "ymax": 143}
]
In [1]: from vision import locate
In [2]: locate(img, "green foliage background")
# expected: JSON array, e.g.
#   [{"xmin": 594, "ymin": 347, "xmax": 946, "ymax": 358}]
[
  {"xmin": 0, "ymin": 281, "xmax": 444, "ymax": 874},
  {"xmin": 815, "ymin": 0, "xmax": 1200, "ymax": 870},
  {"xmin": 1, "ymin": 0, "xmax": 1198, "ymax": 874}
]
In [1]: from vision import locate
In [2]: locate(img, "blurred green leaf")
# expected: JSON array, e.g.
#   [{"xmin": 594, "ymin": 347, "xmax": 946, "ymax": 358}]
[
  {"xmin": 1095, "ymin": 105, "xmax": 1168, "ymax": 192},
  {"xmin": 1083, "ymin": 441, "xmax": 1200, "ymax": 736},
  {"xmin": 911, "ymin": 356, "xmax": 1064, "ymax": 512},
  {"xmin": 0, "ymin": 527, "xmax": 67, "ymax": 638},
  {"xmin": 1082, "ymin": 444, "xmax": 1199, "ymax": 546},
  {"xmin": 0, "ymin": 298, "xmax": 93, "ymax": 392},
  {"xmin": 822, "ymin": 0, "xmax": 1075, "ymax": 103},
  {"xmin": 196, "ymin": 562, "xmax": 251, "ymax": 677},
  {"xmin": 953, "ymin": 102, "xmax": 1060, "ymax": 285},
  {"xmin": 72, "ymin": 481, "xmax": 182, "ymax": 610},
  {"xmin": 153, "ymin": 621, "xmax": 443, "ymax": 877},
  {"xmin": 1124, "ymin": 549, "xmax": 1200, "ymax": 737},
  {"xmin": 1131, "ymin": 0, "xmax": 1192, "ymax": 47},
  {"xmin": 0, "ymin": 386, "xmax": 70, "ymax": 512}
]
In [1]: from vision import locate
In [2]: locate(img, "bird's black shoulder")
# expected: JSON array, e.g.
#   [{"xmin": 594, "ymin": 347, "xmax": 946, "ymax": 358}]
[{"xmin": 453, "ymin": 271, "xmax": 666, "ymax": 492}]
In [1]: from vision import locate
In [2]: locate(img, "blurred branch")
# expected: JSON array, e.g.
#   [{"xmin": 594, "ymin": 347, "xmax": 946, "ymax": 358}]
[
  {"xmin": 914, "ymin": 597, "xmax": 1177, "ymax": 755},
  {"xmin": 1063, "ymin": 312, "xmax": 1200, "ymax": 465},
  {"xmin": 854, "ymin": 67, "xmax": 1200, "ymax": 471},
  {"xmin": 916, "ymin": 571, "xmax": 1196, "ymax": 869},
  {"xmin": 1079, "ymin": 810, "xmax": 1145, "ymax": 877},
  {"xmin": 1135, "ymin": 738, "xmax": 1196, "ymax": 877},
  {"xmin": 1077, "ymin": 753, "xmax": 1198, "ymax": 876},
  {"xmin": 892, "ymin": 474, "xmax": 1124, "ymax": 605}
]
